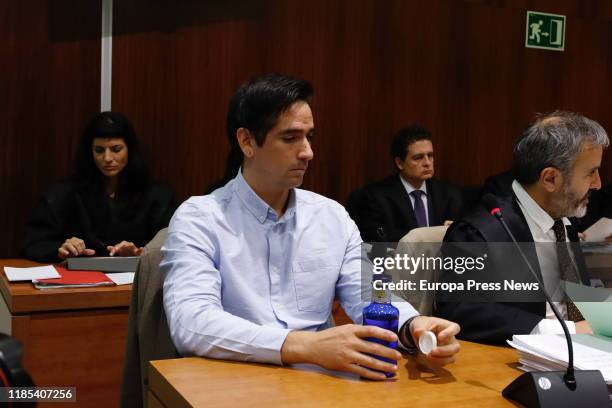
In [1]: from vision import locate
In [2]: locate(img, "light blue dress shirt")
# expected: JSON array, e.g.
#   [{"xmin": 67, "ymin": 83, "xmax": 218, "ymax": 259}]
[{"xmin": 161, "ymin": 171, "xmax": 417, "ymax": 365}]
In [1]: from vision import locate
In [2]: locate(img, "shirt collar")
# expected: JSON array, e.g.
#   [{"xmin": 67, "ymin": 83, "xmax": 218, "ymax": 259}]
[
  {"xmin": 512, "ymin": 180, "xmax": 571, "ymax": 234},
  {"xmin": 399, "ymin": 174, "xmax": 427, "ymax": 196},
  {"xmin": 233, "ymin": 169, "xmax": 296, "ymax": 224}
]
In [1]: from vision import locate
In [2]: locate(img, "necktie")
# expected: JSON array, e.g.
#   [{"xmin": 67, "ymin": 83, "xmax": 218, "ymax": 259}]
[
  {"xmin": 552, "ymin": 220, "xmax": 584, "ymax": 322},
  {"xmin": 410, "ymin": 190, "xmax": 428, "ymax": 228}
]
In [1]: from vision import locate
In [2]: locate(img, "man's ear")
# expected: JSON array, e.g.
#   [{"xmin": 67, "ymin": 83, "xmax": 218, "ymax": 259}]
[
  {"xmin": 540, "ymin": 167, "xmax": 563, "ymax": 193},
  {"xmin": 394, "ymin": 157, "xmax": 404, "ymax": 171},
  {"xmin": 237, "ymin": 128, "xmax": 254, "ymax": 158}
]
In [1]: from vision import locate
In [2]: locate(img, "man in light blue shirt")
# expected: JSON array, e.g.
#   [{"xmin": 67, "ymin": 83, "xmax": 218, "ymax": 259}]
[{"xmin": 162, "ymin": 74, "xmax": 460, "ymax": 380}]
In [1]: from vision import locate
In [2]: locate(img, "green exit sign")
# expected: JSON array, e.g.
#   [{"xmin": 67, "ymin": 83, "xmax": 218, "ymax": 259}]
[{"xmin": 525, "ymin": 11, "xmax": 566, "ymax": 51}]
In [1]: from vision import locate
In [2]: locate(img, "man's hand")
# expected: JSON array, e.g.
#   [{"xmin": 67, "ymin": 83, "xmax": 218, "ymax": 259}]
[
  {"xmin": 409, "ymin": 316, "xmax": 460, "ymax": 366},
  {"xmin": 58, "ymin": 237, "xmax": 95, "ymax": 259},
  {"xmin": 107, "ymin": 241, "xmax": 144, "ymax": 257},
  {"xmin": 281, "ymin": 324, "xmax": 401, "ymax": 380},
  {"xmin": 575, "ymin": 320, "xmax": 593, "ymax": 334},
  {"xmin": 443, "ymin": 220, "xmax": 454, "ymax": 226}
]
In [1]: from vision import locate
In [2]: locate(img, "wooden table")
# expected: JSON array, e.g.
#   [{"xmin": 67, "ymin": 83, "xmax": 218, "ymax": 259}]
[
  {"xmin": 0, "ymin": 259, "xmax": 132, "ymax": 408},
  {"xmin": 148, "ymin": 341, "xmax": 522, "ymax": 407}
]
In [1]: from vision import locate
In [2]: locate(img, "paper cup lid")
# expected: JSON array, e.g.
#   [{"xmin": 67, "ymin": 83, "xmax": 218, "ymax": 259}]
[{"xmin": 418, "ymin": 331, "xmax": 437, "ymax": 354}]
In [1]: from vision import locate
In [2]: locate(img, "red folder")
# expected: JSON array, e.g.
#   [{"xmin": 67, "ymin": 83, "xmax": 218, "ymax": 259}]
[{"xmin": 33, "ymin": 266, "xmax": 115, "ymax": 289}]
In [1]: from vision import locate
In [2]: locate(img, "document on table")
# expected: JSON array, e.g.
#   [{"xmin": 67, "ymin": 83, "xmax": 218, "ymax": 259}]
[
  {"xmin": 585, "ymin": 217, "xmax": 612, "ymax": 242},
  {"xmin": 508, "ymin": 334, "xmax": 612, "ymax": 384},
  {"xmin": 3, "ymin": 265, "xmax": 60, "ymax": 281},
  {"xmin": 105, "ymin": 272, "xmax": 135, "ymax": 285},
  {"xmin": 562, "ymin": 280, "xmax": 612, "ymax": 338}
]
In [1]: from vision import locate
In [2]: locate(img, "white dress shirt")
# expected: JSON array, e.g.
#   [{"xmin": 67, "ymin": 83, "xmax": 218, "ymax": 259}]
[
  {"xmin": 512, "ymin": 181, "xmax": 576, "ymax": 335},
  {"xmin": 399, "ymin": 175, "xmax": 429, "ymax": 226}
]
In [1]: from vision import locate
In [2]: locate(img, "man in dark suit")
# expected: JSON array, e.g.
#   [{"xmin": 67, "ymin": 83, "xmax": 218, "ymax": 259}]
[
  {"xmin": 356, "ymin": 125, "xmax": 462, "ymax": 242},
  {"xmin": 435, "ymin": 111, "xmax": 608, "ymax": 344}
]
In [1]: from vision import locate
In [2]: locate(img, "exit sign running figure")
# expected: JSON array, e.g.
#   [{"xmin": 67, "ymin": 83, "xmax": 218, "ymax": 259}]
[{"xmin": 525, "ymin": 11, "xmax": 566, "ymax": 51}]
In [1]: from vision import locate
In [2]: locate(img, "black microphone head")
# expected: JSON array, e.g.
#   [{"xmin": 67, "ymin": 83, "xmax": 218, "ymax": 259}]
[{"xmin": 482, "ymin": 193, "xmax": 502, "ymax": 217}]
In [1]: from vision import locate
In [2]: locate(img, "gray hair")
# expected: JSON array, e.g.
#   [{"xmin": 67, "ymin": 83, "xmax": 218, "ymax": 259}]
[{"xmin": 513, "ymin": 111, "xmax": 609, "ymax": 185}]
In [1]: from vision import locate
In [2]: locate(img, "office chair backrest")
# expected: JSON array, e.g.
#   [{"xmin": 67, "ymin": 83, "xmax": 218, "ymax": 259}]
[
  {"xmin": 0, "ymin": 333, "xmax": 35, "ymax": 407},
  {"xmin": 401, "ymin": 226, "xmax": 448, "ymax": 244},
  {"xmin": 120, "ymin": 228, "xmax": 179, "ymax": 408},
  {"xmin": 391, "ymin": 226, "xmax": 449, "ymax": 315}
]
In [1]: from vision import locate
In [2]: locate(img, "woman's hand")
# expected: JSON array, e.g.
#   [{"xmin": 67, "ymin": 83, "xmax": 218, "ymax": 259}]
[
  {"xmin": 107, "ymin": 241, "xmax": 143, "ymax": 257},
  {"xmin": 58, "ymin": 237, "xmax": 96, "ymax": 259}
]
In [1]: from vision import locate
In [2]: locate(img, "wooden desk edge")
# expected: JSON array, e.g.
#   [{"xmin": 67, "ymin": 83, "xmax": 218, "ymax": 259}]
[
  {"xmin": 1, "ymin": 260, "xmax": 132, "ymax": 313},
  {"xmin": 149, "ymin": 361, "xmax": 192, "ymax": 408},
  {"xmin": 0, "ymin": 274, "xmax": 13, "ymax": 312},
  {"xmin": 148, "ymin": 342, "xmax": 523, "ymax": 408}
]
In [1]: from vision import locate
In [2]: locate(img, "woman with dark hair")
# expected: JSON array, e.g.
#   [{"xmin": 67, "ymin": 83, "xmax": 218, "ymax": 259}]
[{"xmin": 23, "ymin": 111, "xmax": 176, "ymax": 262}]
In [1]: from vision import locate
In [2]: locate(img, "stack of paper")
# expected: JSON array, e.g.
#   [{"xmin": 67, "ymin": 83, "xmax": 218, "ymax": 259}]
[{"xmin": 508, "ymin": 334, "xmax": 612, "ymax": 399}]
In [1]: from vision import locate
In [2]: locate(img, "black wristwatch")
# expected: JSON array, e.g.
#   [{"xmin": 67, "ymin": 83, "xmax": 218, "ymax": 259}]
[{"xmin": 398, "ymin": 315, "xmax": 420, "ymax": 354}]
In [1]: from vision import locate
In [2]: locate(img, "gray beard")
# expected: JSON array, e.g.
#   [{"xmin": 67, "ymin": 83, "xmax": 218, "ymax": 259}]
[
  {"xmin": 555, "ymin": 184, "xmax": 588, "ymax": 218},
  {"xmin": 568, "ymin": 203, "xmax": 588, "ymax": 218}
]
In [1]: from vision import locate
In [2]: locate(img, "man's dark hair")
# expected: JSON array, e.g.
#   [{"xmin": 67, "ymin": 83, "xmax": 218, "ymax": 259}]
[
  {"xmin": 390, "ymin": 124, "xmax": 432, "ymax": 161},
  {"xmin": 74, "ymin": 111, "xmax": 150, "ymax": 194},
  {"xmin": 220, "ymin": 73, "xmax": 314, "ymax": 183}
]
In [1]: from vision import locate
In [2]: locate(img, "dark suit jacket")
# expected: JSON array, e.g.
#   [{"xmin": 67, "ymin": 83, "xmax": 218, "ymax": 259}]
[
  {"xmin": 482, "ymin": 170, "xmax": 514, "ymax": 197},
  {"xmin": 434, "ymin": 193, "xmax": 590, "ymax": 345},
  {"xmin": 356, "ymin": 175, "xmax": 462, "ymax": 242}
]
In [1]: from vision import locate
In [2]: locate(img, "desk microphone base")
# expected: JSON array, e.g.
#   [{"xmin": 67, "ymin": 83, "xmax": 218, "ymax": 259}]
[{"xmin": 502, "ymin": 370, "xmax": 609, "ymax": 407}]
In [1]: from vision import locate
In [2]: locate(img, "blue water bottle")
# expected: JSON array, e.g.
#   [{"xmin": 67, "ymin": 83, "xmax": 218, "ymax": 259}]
[{"xmin": 362, "ymin": 273, "xmax": 399, "ymax": 378}]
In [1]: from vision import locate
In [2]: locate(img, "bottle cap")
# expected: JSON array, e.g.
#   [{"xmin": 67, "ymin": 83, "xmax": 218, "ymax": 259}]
[{"xmin": 418, "ymin": 331, "xmax": 437, "ymax": 355}]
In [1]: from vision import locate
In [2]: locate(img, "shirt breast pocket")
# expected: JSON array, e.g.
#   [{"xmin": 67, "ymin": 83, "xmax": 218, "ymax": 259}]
[{"xmin": 292, "ymin": 257, "xmax": 337, "ymax": 313}]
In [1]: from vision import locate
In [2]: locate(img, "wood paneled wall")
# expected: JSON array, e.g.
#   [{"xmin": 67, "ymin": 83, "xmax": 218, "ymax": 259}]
[
  {"xmin": 111, "ymin": 0, "xmax": 612, "ymax": 202},
  {"xmin": 0, "ymin": 1, "xmax": 101, "ymax": 257},
  {"xmin": 2, "ymin": 0, "xmax": 612, "ymax": 257}
]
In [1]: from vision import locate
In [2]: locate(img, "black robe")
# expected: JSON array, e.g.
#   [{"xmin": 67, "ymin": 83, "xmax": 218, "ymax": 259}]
[
  {"xmin": 22, "ymin": 181, "xmax": 176, "ymax": 262},
  {"xmin": 434, "ymin": 193, "xmax": 590, "ymax": 345}
]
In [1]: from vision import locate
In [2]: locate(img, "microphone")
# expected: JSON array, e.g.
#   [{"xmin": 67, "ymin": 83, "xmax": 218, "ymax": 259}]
[
  {"xmin": 481, "ymin": 194, "xmax": 608, "ymax": 407},
  {"xmin": 369, "ymin": 227, "xmax": 388, "ymax": 261}
]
